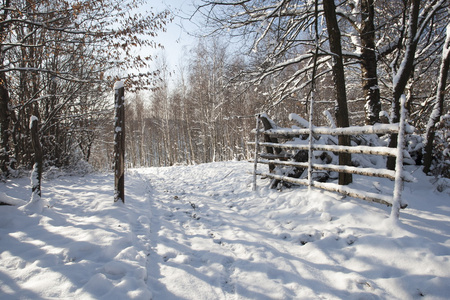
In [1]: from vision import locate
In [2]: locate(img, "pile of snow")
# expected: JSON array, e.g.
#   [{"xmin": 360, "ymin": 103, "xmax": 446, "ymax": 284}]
[{"xmin": 1, "ymin": 161, "xmax": 449, "ymax": 299}]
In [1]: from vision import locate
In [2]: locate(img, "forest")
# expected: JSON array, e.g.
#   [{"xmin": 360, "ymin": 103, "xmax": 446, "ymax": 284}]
[{"xmin": 0, "ymin": 0, "xmax": 449, "ymax": 180}]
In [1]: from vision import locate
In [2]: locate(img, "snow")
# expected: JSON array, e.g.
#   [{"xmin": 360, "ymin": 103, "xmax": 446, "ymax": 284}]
[
  {"xmin": 21, "ymin": 163, "xmax": 43, "ymax": 215},
  {"xmin": 20, "ymin": 190, "xmax": 44, "ymax": 215},
  {"xmin": 443, "ymin": 23, "xmax": 450, "ymax": 58},
  {"xmin": 289, "ymin": 113, "xmax": 311, "ymax": 129},
  {"xmin": 266, "ymin": 123, "xmax": 414, "ymax": 136},
  {"xmin": 1, "ymin": 161, "xmax": 450, "ymax": 299},
  {"xmin": 114, "ymin": 81, "xmax": 124, "ymax": 90},
  {"xmin": 391, "ymin": 95, "xmax": 407, "ymax": 219},
  {"xmin": 322, "ymin": 110, "xmax": 336, "ymax": 128},
  {"xmin": 29, "ymin": 115, "xmax": 38, "ymax": 129},
  {"xmin": 0, "ymin": 192, "xmax": 26, "ymax": 206}
]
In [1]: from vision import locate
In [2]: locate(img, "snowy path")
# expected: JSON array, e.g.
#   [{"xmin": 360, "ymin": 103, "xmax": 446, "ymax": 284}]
[
  {"xmin": 1, "ymin": 161, "xmax": 450, "ymax": 299},
  {"xmin": 140, "ymin": 162, "xmax": 320, "ymax": 299},
  {"xmin": 135, "ymin": 162, "xmax": 450, "ymax": 299}
]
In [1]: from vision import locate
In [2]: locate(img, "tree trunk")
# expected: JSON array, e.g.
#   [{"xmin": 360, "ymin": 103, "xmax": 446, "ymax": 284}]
[
  {"xmin": 0, "ymin": 1, "xmax": 11, "ymax": 176},
  {"xmin": 0, "ymin": 72, "xmax": 11, "ymax": 176},
  {"xmin": 30, "ymin": 116, "xmax": 43, "ymax": 198},
  {"xmin": 423, "ymin": 23, "xmax": 450, "ymax": 174},
  {"xmin": 360, "ymin": 0, "xmax": 381, "ymax": 125},
  {"xmin": 387, "ymin": 0, "xmax": 420, "ymax": 170},
  {"xmin": 323, "ymin": 0, "xmax": 352, "ymax": 185}
]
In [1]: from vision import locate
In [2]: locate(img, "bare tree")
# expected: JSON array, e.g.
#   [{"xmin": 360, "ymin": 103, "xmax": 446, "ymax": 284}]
[
  {"xmin": 384, "ymin": 0, "xmax": 447, "ymax": 170},
  {"xmin": 423, "ymin": 22, "xmax": 450, "ymax": 174},
  {"xmin": 0, "ymin": 0, "xmax": 171, "ymax": 176}
]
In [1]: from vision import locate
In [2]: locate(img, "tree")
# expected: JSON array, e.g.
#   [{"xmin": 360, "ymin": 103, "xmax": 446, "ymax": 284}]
[
  {"xmin": 197, "ymin": 0, "xmax": 356, "ymax": 182},
  {"xmin": 323, "ymin": 0, "xmax": 352, "ymax": 185},
  {"xmin": 423, "ymin": 22, "xmax": 450, "ymax": 174},
  {"xmin": 0, "ymin": 0, "xmax": 171, "ymax": 176},
  {"xmin": 0, "ymin": 0, "xmax": 12, "ymax": 175},
  {"xmin": 360, "ymin": 0, "xmax": 381, "ymax": 125},
  {"xmin": 197, "ymin": 0, "xmax": 449, "ymax": 174},
  {"xmin": 384, "ymin": 0, "xmax": 447, "ymax": 170}
]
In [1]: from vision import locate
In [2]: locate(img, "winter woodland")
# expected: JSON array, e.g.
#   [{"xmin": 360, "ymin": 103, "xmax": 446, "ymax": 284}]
[
  {"xmin": 0, "ymin": 0, "xmax": 449, "ymax": 299},
  {"xmin": 0, "ymin": 0, "xmax": 448, "ymax": 177}
]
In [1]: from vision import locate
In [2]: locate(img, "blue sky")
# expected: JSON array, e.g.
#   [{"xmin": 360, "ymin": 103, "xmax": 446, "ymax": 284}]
[{"xmin": 149, "ymin": 0, "xmax": 201, "ymax": 71}]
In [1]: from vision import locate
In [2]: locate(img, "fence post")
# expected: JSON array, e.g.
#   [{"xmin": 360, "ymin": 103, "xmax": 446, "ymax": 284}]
[
  {"xmin": 114, "ymin": 81, "xmax": 125, "ymax": 203},
  {"xmin": 307, "ymin": 96, "xmax": 315, "ymax": 190},
  {"xmin": 253, "ymin": 114, "xmax": 261, "ymax": 191},
  {"xmin": 391, "ymin": 95, "xmax": 407, "ymax": 219}
]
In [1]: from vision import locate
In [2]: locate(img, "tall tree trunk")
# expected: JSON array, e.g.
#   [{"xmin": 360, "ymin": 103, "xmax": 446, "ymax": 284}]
[
  {"xmin": 360, "ymin": 0, "xmax": 381, "ymax": 125},
  {"xmin": 0, "ymin": 0, "xmax": 11, "ymax": 176},
  {"xmin": 0, "ymin": 72, "xmax": 10, "ymax": 175},
  {"xmin": 323, "ymin": 0, "xmax": 352, "ymax": 185},
  {"xmin": 387, "ymin": 0, "xmax": 421, "ymax": 170},
  {"xmin": 423, "ymin": 23, "xmax": 450, "ymax": 174}
]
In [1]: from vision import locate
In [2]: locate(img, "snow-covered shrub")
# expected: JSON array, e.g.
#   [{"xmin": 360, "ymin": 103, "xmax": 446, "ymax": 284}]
[
  {"xmin": 0, "ymin": 157, "xmax": 31, "ymax": 180},
  {"xmin": 432, "ymin": 177, "xmax": 450, "ymax": 195},
  {"xmin": 43, "ymin": 166, "xmax": 66, "ymax": 180},
  {"xmin": 406, "ymin": 134, "xmax": 424, "ymax": 165},
  {"xmin": 42, "ymin": 156, "xmax": 95, "ymax": 179},
  {"xmin": 65, "ymin": 159, "xmax": 95, "ymax": 176}
]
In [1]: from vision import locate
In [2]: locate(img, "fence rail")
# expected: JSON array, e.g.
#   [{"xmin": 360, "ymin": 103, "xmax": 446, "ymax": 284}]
[{"xmin": 250, "ymin": 96, "xmax": 412, "ymax": 219}]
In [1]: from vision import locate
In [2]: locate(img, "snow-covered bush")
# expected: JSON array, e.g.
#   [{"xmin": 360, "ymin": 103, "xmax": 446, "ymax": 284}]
[
  {"xmin": 432, "ymin": 177, "xmax": 450, "ymax": 195},
  {"xmin": 427, "ymin": 114, "xmax": 450, "ymax": 178},
  {"xmin": 65, "ymin": 158, "xmax": 95, "ymax": 176},
  {"xmin": 406, "ymin": 134, "xmax": 424, "ymax": 165},
  {"xmin": 43, "ymin": 156, "xmax": 95, "ymax": 179}
]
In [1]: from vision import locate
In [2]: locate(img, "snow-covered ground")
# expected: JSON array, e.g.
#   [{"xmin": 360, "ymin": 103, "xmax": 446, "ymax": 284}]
[{"xmin": 1, "ymin": 161, "xmax": 449, "ymax": 299}]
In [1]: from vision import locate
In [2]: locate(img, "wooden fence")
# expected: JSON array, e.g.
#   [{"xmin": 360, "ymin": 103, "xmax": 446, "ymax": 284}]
[{"xmin": 249, "ymin": 97, "xmax": 414, "ymax": 219}]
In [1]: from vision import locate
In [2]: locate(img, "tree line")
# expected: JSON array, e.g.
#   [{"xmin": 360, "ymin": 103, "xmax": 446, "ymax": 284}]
[{"xmin": 114, "ymin": 0, "xmax": 449, "ymax": 179}]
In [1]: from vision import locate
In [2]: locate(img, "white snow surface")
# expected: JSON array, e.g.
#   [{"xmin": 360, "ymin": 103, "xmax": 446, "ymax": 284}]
[
  {"xmin": 29, "ymin": 115, "xmax": 38, "ymax": 129},
  {"xmin": 1, "ymin": 161, "xmax": 449, "ymax": 299},
  {"xmin": 114, "ymin": 81, "xmax": 124, "ymax": 90}
]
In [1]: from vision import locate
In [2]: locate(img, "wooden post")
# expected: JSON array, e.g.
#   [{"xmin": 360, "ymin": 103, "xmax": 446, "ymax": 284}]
[
  {"xmin": 253, "ymin": 114, "xmax": 261, "ymax": 191},
  {"xmin": 114, "ymin": 81, "xmax": 125, "ymax": 203},
  {"xmin": 307, "ymin": 92, "xmax": 315, "ymax": 189}
]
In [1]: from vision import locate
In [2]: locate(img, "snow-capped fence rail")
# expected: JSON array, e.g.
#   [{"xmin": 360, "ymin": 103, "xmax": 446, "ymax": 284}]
[{"xmin": 250, "ymin": 97, "xmax": 413, "ymax": 219}]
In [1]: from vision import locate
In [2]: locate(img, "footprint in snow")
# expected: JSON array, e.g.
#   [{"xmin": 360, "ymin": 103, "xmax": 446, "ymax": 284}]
[{"xmin": 220, "ymin": 256, "xmax": 236, "ymax": 294}]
